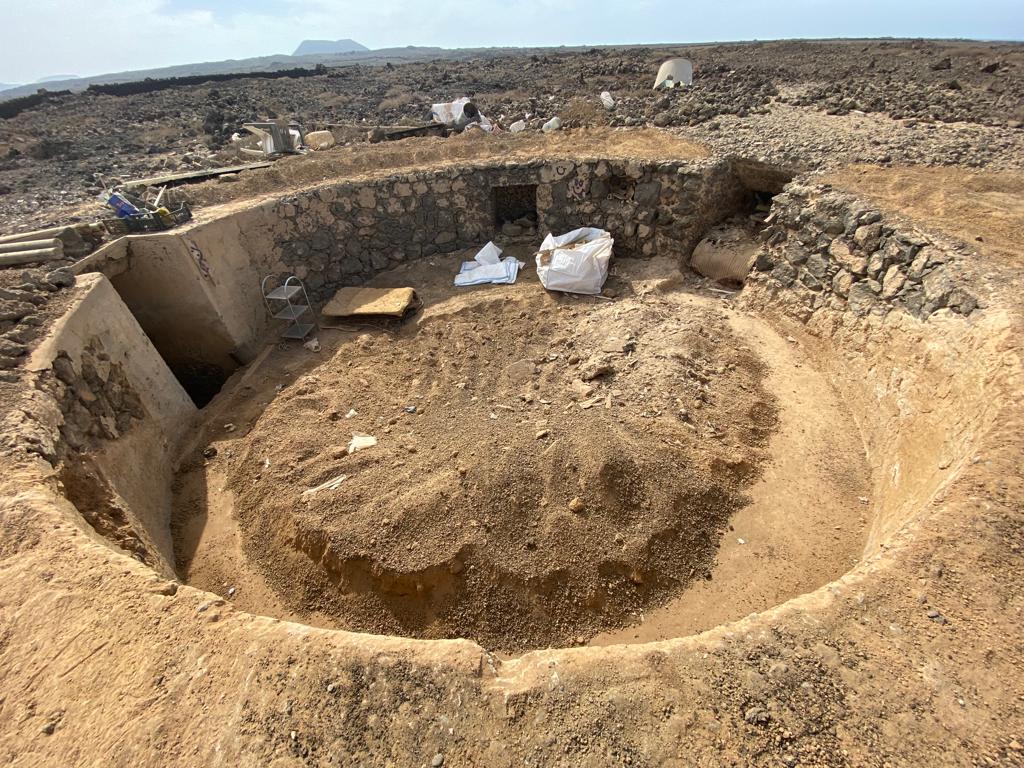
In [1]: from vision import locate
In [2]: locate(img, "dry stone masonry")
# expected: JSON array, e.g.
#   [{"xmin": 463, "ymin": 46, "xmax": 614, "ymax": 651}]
[
  {"xmin": 750, "ymin": 182, "xmax": 979, "ymax": 321},
  {"xmin": 269, "ymin": 157, "xmax": 746, "ymax": 300}
]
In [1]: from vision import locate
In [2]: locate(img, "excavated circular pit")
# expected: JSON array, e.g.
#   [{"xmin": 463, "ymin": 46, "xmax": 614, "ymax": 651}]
[{"xmin": 170, "ymin": 254, "xmax": 860, "ymax": 653}]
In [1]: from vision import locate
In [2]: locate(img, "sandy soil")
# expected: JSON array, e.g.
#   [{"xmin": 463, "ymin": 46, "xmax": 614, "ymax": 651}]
[
  {"xmin": 172, "ymin": 253, "xmax": 871, "ymax": 654},
  {"xmin": 0, "ymin": 43, "xmax": 1022, "ymax": 761},
  {"xmin": 824, "ymin": 165, "xmax": 1024, "ymax": 265}
]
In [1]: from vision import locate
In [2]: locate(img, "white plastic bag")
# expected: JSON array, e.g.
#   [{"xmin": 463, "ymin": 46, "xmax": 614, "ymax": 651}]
[
  {"xmin": 535, "ymin": 228, "xmax": 613, "ymax": 295},
  {"xmin": 600, "ymin": 91, "xmax": 615, "ymax": 110},
  {"xmin": 474, "ymin": 241, "xmax": 502, "ymax": 265}
]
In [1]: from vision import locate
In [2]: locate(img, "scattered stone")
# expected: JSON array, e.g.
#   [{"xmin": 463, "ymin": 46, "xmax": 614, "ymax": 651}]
[
  {"xmin": 743, "ymin": 706, "xmax": 770, "ymax": 725},
  {"xmin": 579, "ymin": 360, "xmax": 614, "ymax": 381}
]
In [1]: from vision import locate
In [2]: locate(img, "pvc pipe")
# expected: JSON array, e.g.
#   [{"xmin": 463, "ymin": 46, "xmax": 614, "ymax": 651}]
[
  {"xmin": 0, "ymin": 248, "xmax": 63, "ymax": 266},
  {"xmin": 0, "ymin": 238, "xmax": 63, "ymax": 255}
]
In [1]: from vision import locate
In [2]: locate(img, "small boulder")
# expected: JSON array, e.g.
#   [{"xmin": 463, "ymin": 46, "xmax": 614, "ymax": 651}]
[{"xmin": 305, "ymin": 130, "xmax": 337, "ymax": 151}]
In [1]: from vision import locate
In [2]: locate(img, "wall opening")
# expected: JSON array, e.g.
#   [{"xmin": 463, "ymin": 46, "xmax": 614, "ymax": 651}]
[
  {"xmin": 168, "ymin": 361, "xmax": 232, "ymax": 408},
  {"xmin": 104, "ymin": 257, "xmax": 239, "ymax": 409},
  {"xmin": 493, "ymin": 184, "xmax": 538, "ymax": 228}
]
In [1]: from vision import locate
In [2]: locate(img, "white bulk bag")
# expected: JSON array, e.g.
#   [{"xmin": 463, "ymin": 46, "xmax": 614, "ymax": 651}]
[{"xmin": 535, "ymin": 227, "xmax": 613, "ymax": 295}]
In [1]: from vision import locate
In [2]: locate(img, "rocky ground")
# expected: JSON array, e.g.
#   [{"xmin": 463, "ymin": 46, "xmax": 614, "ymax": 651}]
[{"xmin": 0, "ymin": 39, "xmax": 1022, "ymax": 234}]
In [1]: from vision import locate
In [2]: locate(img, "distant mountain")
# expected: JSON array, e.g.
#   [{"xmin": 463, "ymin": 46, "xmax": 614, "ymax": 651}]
[
  {"xmin": 0, "ymin": 45, "xmax": 445, "ymax": 102},
  {"xmin": 293, "ymin": 39, "xmax": 368, "ymax": 56},
  {"xmin": 0, "ymin": 83, "xmax": 21, "ymax": 92},
  {"xmin": 38, "ymin": 74, "xmax": 79, "ymax": 82}
]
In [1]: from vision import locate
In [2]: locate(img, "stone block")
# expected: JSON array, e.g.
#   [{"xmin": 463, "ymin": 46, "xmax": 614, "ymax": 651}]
[
  {"xmin": 305, "ymin": 130, "xmax": 337, "ymax": 150},
  {"xmin": 832, "ymin": 270, "xmax": 854, "ymax": 298},
  {"xmin": 881, "ymin": 265, "xmax": 906, "ymax": 299},
  {"xmin": 633, "ymin": 181, "xmax": 662, "ymax": 207}
]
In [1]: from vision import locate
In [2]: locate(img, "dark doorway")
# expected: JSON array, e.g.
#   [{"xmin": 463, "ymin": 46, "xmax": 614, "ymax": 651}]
[{"xmin": 493, "ymin": 184, "xmax": 538, "ymax": 227}]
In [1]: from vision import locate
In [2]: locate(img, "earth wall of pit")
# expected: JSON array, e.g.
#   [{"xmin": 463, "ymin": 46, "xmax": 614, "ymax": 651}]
[{"xmin": 0, "ymin": 171, "xmax": 1019, "ymax": 765}]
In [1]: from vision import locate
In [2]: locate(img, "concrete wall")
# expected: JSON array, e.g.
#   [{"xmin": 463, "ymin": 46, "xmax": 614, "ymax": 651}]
[{"xmin": 29, "ymin": 273, "xmax": 196, "ymax": 576}]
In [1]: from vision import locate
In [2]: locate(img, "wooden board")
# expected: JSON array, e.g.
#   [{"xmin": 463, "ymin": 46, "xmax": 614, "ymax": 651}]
[
  {"xmin": 124, "ymin": 161, "xmax": 274, "ymax": 189},
  {"xmin": 322, "ymin": 286, "xmax": 419, "ymax": 318}
]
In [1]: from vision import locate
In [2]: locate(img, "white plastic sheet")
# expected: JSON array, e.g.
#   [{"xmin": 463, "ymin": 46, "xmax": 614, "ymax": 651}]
[
  {"xmin": 535, "ymin": 228, "xmax": 614, "ymax": 295},
  {"xmin": 454, "ymin": 242, "xmax": 525, "ymax": 286}
]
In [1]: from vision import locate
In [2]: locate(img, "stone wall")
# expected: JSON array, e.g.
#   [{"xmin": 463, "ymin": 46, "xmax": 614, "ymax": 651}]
[
  {"xmin": 269, "ymin": 157, "xmax": 746, "ymax": 300},
  {"xmin": 750, "ymin": 182, "xmax": 979, "ymax": 321}
]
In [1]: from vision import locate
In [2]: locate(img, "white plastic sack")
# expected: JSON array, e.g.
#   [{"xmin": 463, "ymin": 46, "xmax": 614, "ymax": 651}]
[
  {"xmin": 600, "ymin": 91, "xmax": 615, "ymax": 110},
  {"xmin": 535, "ymin": 228, "xmax": 613, "ymax": 295},
  {"xmin": 509, "ymin": 120, "xmax": 527, "ymax": 133}
]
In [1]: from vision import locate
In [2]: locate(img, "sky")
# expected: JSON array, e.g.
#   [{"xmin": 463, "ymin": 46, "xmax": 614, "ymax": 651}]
[{"xmin": 1, "ymin": 0, "xmax": 1022, "ymax": 84}]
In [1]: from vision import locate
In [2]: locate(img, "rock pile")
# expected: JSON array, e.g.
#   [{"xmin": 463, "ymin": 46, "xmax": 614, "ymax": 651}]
[{"xmin": 0, "ymin": 266, "xmax": 75, "ymax": 377}]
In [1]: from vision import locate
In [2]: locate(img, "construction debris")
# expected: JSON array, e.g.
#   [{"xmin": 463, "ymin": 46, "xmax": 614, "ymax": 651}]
[
  {"xmin": 653, "ymin": 58, "xmax": 694, "ymax": 89},
  {"xmin": 240, "ymin": 121, "xmax": 306, "ymax": 156},
  {"xmin": 0, "ymin": 222, "xmax": 103, "ymax": 266},
  {"xmin": 384, "ymin": 124, "xmax": 447, "ymax": 141},
  {"xmin": 124, "ymin": 161, "xmax": 274, "ymax": 190},
  {"xmin": 100, "ymin": 184, "xmax": 192, "ymax": 236},
  {"xmin": 431, "ymin": 98, "xmax": 493, "ymax": 132}
]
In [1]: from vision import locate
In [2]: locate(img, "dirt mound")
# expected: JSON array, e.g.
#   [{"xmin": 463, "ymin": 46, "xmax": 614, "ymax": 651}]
[{"xmin": 214, "ymin": 279, "xmax": 777, "ymax": 651}]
